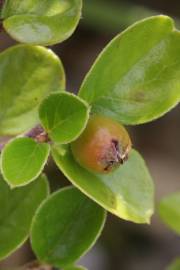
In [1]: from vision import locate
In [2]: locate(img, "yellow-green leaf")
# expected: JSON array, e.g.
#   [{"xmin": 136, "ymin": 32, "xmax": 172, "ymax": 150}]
[
  {"xmin": 2, "ymin": 0, "xmax": 82, "ymax": 46},
  {"xmin": 52, "ymin": 146, "xmax": 154, "ymax": 224},
  {"xmin": 0, "ymin": 137, "xmax": 50, "ymax": 187},
  {"xmin": 79, "ymin": 16, "xmax": 180, "ymax": 125},
  {"xmin": 0, "ymin": 45, "xmax": 65, "ymax": 135}
]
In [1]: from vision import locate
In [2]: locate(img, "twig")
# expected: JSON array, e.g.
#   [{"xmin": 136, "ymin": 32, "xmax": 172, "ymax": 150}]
[
  {"xmin": 25, "ymin": 125, "xmax": 50, "ymax": 143},
  {"xmin": 0, "ymin": 0, "xmax": 4, "ymax": 9},
  {"xmin": 0, "ymin": 142, "xmax": 5, "ymax": 151},
  {"xmin": 9, "ymin": 260, "xmax": 54, "ymax": 270},
  {"xmin": 0, "ymin": 137, "xmax": 11, "ymax": 151},
  {"xmin": 0, "ymin": 125, "xmax": 50, "ymax": 152},
  {"xmin": 0, "ymin": 0, "xmax": 6, "ymax": 32}
]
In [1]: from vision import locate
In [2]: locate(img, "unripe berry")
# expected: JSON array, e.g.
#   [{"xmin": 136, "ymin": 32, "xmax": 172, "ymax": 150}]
[{"xmin": 71, "ymin": 115, "xmax": 132, "ymax": 174}]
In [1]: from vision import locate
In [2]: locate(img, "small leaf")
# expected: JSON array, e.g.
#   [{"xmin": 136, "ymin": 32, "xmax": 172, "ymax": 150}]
[
  {"xmin": 39, "ymin": 93, "xmax": 90, "ymax": 144},
  {"xmin": 0, "ymin": 174, "xmax": 49, "ymax": 260},
  {"xmin": 0, "ymin": 44, "xmax": 65, "ymax": 136},
  {"xmin": 167, "ymin": 258, "xmax": 180, "ymax": 270},
  {"xmin": 158, "ymin": 192, "xmax": 180, "ymax": 235},
  {"xmin": 31, "ymin": 186, "xmax": 106, "ymax": 268},
  {"xmin": 52, "ymin": 146, "xmax": 154, "ymax": 224},
  {"xmin": 0, "ymin": 137, "xmax": 50, "ymax": 187},
  {"xmin": 2, "ymin": 0, "xmax": 82, "ymax": 46},
  {"xmin": 79, "ymin": 16, "xmax": 180, "ymax": 125}
]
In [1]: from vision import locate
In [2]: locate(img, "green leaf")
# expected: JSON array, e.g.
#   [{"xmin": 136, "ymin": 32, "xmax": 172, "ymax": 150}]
[
  {"xmin": 2, "ymin": 0, "xmax": 82, "ymax": 46},
  {"xmin": 31, "ymin": 186, "xmax": 106, "ymax": 268},
  {"xmin": 52, "ymin": 146, "xmax": 154, "ymax": 224},
  {"xmin": 39, "ymin": 93, "xmax": 90, "ymax": 144},
  {"xmin": 0, "ymin": 174, "xmax": 49, "ymax": 260},
  {"xmin": 167, "ymin": 258, "xmax": 180, "ymax": 270},
  {"xmin": 79, "ymin": 15, "xmax": 180, "ymax": 125},
  {"xmin": 158, "ymin": 192, "xmax": 180, "ymax": 235},
  {"xmin": 64, "ymin": 266, "xmax": 87, "ymax": 270},
  {"xmin": 0, "ymin": 44, "xmax": 65, "ymax": 136},
  {"xmin": 0, "ymin": 137, "xmax": 50, "ymax": 187}
]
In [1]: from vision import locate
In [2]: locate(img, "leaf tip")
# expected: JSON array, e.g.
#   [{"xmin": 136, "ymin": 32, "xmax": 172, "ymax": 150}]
[
  {"xmin": 145, "ymin": 209, "xmax": 154, "ymax": 224},
  {"xmin": 9, "ymin": 183, "xmax": 16, "ymax": 190}
]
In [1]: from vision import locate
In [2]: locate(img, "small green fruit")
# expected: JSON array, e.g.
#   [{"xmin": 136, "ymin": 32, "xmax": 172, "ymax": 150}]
[{"xmin": 71, "ymin": 115, "xmax": 132, "ymax": 174}]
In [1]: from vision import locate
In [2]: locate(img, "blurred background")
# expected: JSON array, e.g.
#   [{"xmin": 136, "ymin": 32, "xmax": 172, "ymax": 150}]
[{"xmin": 0, "ymin": 0, "xmax": 180, "ymax": 269}]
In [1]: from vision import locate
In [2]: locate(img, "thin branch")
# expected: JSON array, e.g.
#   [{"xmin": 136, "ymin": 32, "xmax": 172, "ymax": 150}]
[
  {"xmin": 0, "ymin": 0, "xmax": 4, "ymax": 10},
  {"xmin": 0, "ymin": 137, "xmax": 11, "ymax": 151},
  {"xmin": 25, "ymin": 125, "xmax": 50, "ymax": 143},
  {"xmin": 0, "ymin": 125, "xmax": 50, "ymax": 152},
  {"xmin": 12, "ymin": 260, "xmax": 54, "ymax": 270},
  {"xmin": 0, "ymin": 0, "xmax": 4, "ymax": 31},
  {"xmin": 0, "ymin": 143, "xmax": 4, "ymax": 151}
]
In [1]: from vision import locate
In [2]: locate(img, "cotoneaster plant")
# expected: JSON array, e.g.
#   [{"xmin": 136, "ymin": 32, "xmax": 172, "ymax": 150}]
[{"xmin": 0, "ymin": 1, "xmax": 180, "ymax": 269}]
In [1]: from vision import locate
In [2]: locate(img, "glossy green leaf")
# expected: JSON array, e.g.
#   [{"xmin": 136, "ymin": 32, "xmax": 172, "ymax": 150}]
[
  {"xmin": 167, "ymin": 258, "xmax": 180, "ymax": 270},
  {"xmin": 0, "ymin": 137, "xmax": 50, "ymax": 187},
  {"xmin": 39, "ymin": 93, "xmax": 90, "ymax": 144},
  {"xmin": 2, "ymin": 0, "xmax": 82, "ymax": 46},
  {"xmin": 31, "ymin": 187, "xmax": 106, "ymax": 268},
  {"xmin": 158, "ymin": 192, "xmax": 180, "ymax": 235},
  {"xmin": 0, "ymin": 174, "xmax": 49, "ymax": 260},
  {"xmin": 52, "ymin": 146, "xmax": 154, "ymax": 224},
  {"xmin": 0, "ymin": 45, "xmax": 65, "ymax": 136},
  {"xmin": 79, "ymin": 16, "xmax": 180, "ymax": 125}
]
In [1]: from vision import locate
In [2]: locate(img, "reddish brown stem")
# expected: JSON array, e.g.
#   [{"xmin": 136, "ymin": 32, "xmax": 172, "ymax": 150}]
[
  {"xmin": 0, "ymin": 0, "xmax": 4, "ymax": 9},
  {"xmin": 15, "ymin": 260, "xmax": 53, "ymax": 270},
  {"xmin": 0, "ymin": 0, "xmax": 5, "ymax": 31},
  {"xmin": 25, "ymin": 125, "xmax": 50, "ymax": 143},
  {"xmin": 0, "ymin": 126, "xmax": 50, "ymax": 153}
]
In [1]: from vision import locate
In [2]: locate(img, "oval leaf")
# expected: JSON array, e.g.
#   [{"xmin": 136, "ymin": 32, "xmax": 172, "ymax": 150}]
[
  {"xmin": 39, "ymin": 93, "xmax": 90, "ymax": 144},
  {"xmin": 52, "ymin": 146, "xmax": 154, "ymax": 224},
  {"xmin": 2, "ymin": 0, "xmax": 82, "ymax": 46},
  {"xmin": 0, "ymin": 45, "xmax": 65, "ymax": 136},
  {"xmin": 79, "ymin": 16, "xmax": 180, "ymax": 125},
  {"xmin": 0, "ymin": 174, "xmax": 49, "ymax": 260},
  {"xmin": 0, "ymin": 137, "xmax": 50, "ymax": 187},
  {"xmin": 31, "ymin": 187, "xmax": 106, "ymax": 268},
  {"xmin": 158, "ymin": 192, "xmax": 180, "ymax": 235}
]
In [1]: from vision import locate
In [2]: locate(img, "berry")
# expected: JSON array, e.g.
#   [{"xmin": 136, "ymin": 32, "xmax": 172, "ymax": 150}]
[{"xmin": 71, "ymin": 115, "xmax": 132, "ymax": 174}]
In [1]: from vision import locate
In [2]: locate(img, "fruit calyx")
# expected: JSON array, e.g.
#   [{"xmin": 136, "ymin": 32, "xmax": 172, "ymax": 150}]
[{"xmin": 103, "ymin": 138, "xmax": 129, "ymax": 172}]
